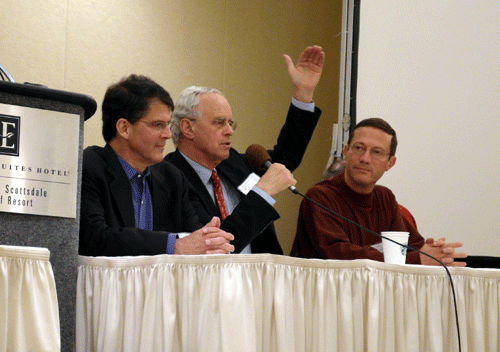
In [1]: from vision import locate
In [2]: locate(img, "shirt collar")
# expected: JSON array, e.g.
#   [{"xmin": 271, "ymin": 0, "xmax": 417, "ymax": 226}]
[
  {"xmin": 179, "ymin": 150, "xmax": 213, "ymax": 186},
  {"xmin": 117, "ymin": 154, "xmax": 150, "ymax": 180}
]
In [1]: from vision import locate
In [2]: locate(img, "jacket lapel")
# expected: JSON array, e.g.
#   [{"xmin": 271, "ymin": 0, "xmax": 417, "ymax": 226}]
[
  {"xmin": 216, "ymin": 150, "xmax": 253, "ymax": 191},
  {"xmin": 149, "ymin": 166, "xmax": 171, "ymax": 231},
  {"xmin": 169, "ymin": 150, "xmax": 220, "ymax": 215},
  {"xmin": 103, "ymin": 144, "xmax": 136, "ymax": 228}
]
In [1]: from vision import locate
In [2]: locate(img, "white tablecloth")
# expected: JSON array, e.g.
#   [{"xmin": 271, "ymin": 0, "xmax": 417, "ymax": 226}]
[
  {"xmin": 76, "ymin": 254, "xmax": 500, "ymax": 352},
  {"xmin": 0, "ymin": 245, "xmax": 60, "ymax": 352}
]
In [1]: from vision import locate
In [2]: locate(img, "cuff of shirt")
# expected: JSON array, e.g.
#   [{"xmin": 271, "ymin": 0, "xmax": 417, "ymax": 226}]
[
  {"xmin": 166, "ymin": 233, "xmax": 177, "ymax": 254},
  {"xmin": 252, "ymin": 186, "xmax": 276, "ymax": 206},
  {"xmin": 291, "ymin": 97, "xmax": 315, "ymax": 112}
]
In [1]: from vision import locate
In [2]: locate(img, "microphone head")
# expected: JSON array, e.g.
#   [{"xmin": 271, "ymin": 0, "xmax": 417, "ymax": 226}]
[{"xmin": 245, "ymin": 144, "xmax": 271, "ymax": 170}]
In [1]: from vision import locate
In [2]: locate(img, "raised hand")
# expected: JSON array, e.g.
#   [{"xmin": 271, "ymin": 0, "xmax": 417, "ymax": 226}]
[{"xmin": 283, "ymin": 45, "xmax": 325, "ymax": 103}]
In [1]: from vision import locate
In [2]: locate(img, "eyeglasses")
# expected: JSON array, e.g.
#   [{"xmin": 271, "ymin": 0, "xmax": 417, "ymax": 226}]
[
  {"xmin": 137, "ymin": 120, "xmax": 172, "ymax": 133},
  {"xmin": 348, "ymin": 143, "xmax": 390, "ymax": 160},
  {"xmin": 211, "ymin": 117, "xmax": 237, "ymax": 130},
  {"xmin": 184, "ymin": 117, "xmax": 237, "ymax": 131}
]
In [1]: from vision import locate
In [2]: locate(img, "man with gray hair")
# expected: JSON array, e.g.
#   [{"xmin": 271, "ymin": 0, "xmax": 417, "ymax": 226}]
[
  {"xmin": 162, "ymin": 46, "xmax": 324, "ymax": 254},
  {"xmin": 80, "ymin": 74, "xmax": 234, "ymax": 256}
]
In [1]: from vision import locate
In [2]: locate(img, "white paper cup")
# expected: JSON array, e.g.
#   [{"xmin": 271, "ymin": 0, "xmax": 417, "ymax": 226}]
[{"xmin": 381, "ymin": 231, "xmax": 409, "ymax": 264}]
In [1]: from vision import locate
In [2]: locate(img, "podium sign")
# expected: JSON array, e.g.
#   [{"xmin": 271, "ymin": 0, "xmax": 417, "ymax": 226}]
[{"xmin": 0, "ymin": 103, "xmax": 79, "ymax": 218}]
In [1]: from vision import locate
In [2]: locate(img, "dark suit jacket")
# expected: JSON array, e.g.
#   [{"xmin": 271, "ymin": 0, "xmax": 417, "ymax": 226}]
[
  {"xmin": 165, "ymin": 103, "xmax": 321, "ymax": 254},
  {"xmin": 79, "ymin": 144, "xmax": 201, "ymax": 256}
]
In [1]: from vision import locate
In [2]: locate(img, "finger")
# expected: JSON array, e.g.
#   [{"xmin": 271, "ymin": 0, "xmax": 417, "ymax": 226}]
[
  {"xmin": 449, "ymin": 261, "xmax": 467, "ymax": 267},
  {"xmin": 204, "ymin": 230, "xmax": 234, "ymax": 241},
  {"xmin": 205, "ymin": 249, "xmax": 228, "ymax": 255},
  {"xmin": 311, "ymin": 48, "xmax": 325, "ymax": 66},
  {"xmin": 317, "ymin": 51, "xmax": 325, "ymax": 67},
  {"xmin": 442, "ymin": 257, "xmax": 454, "ymax": 265},
  {"xmin": 304, "ymin": 48, "xmax": 317, "ymax": 63},
  {"xmin": 202, "ymin": 226, "xmax": 224, "ymax": 234},
  {"xmin": 214, "ymin": 217, "xmax": 221, "ymax": 226},
  {"xmin": 432, "ymin": 238, "xmax": 446, "ymax": 246},
  {"xmin": 221, "ymin": 243, "xmax": 235, "ymax": 253},
  {"xmin": 205, "ymin": 236, "xmax": 229, "ymax": 246},
  {"xmin": 300, "ymin": 46, "xmax": 324, "ymax": 67},
  {"xmin": 443, "ymin": 242, "xmax": 464, "ymax": 248},
  {"xmin": 425, "ymin": 238, "xmax": 445, "ymax": 247},
  {"xmin": 297, "ymin": 47, "xmax": 311, "ymax": 64},
  {"xmin": 442, "ymin": 247, "xmax": 455, "ymax": 254},
  {"xmin": 206, "ymin": 243, "xmax": 234, "ymax": 254},
  {"xmin": 452, "ymin": 252, "xmax": 468, "ymax": 259},
  {"xmin": 204, "ymin": 217, "xmax": 219, "ymax": 228},
  {"xmin": 212, "ymin": 216, "xmax": 221, "ymax": 228},
  {"xmin": 282, "ymin": 54, "xmax": 294, "ymax": 70},
  {"xmin": 201, "ymin": 227, "xmax": 214, "ymax": 234}
]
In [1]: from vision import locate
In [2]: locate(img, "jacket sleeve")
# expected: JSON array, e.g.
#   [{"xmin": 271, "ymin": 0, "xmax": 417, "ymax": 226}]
[
  {"xmin": 79, "ymin": 149, "xmax": 180, "ymax": 257},
  {"xmin": 268, "ymin": 103, "xmax": 322, "ymax": 172},
  {"xmin": 218, "ymin": 191, "xmax": 280, "ymax": 253}
]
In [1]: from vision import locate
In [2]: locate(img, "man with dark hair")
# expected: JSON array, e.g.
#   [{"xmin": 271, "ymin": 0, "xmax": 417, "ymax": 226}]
[
  {"xmin": 291, "ymin": 117, "xmax": 467, "ymax": 266},
  {"xmin": 79, "ymin": 74, "xmax": 234, "ymax": 256},
  {"xmin": 164, "ymin": 46, "xmax": 324, "ymax": 254},
  {"xmin": 100, "ymin": 74, "xmax": 175, "ymax": 142}
]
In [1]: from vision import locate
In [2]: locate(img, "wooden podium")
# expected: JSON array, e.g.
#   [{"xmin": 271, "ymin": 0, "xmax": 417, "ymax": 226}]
[{"xmin": 0, "ymin": 80, "xmax": 96, "ymax": 351}]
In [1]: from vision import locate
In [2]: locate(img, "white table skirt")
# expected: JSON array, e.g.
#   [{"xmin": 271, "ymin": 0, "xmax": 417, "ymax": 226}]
[
  {"xmin": 76, "ymin": 254, "xmax": 500, "ymax": 352},
  {"xmin": 0, "ymin": 245, "xmax": 60, "ymax": 352}
]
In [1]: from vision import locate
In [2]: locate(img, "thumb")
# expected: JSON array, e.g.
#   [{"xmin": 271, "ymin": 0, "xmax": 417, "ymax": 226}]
[
  {"xmin": 205, "ymin": 216, "xmax": 221, "ymax": 228},
  {"xmin": 283, "ymin": 54, "xmax": 294, "ymax": 72}
]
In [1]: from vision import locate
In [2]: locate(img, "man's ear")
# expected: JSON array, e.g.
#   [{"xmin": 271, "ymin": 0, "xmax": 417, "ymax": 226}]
[
  {"xmin": 386, "ymin": 156, "xmax": 397, "ymax": 171},
  {"xmin": 115, "ymin": 118, "xmax": 131, "ymax": 139},
  {"xmin": 180, "ymin": 119, "xmax": 195, "ymax": 140},
  {"xmin": 343, "ymin": 144, "xmax": 349, "ymax": 155}
]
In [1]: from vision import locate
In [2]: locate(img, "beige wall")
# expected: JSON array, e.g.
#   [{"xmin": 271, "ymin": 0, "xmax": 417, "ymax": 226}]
[
  {"xmin": 357, "ymin": 1, "xmax": 500, "ymax": 257},
  {"xmin": 1, "ymin": 0, "xmax": 342, "ymax": 254}
]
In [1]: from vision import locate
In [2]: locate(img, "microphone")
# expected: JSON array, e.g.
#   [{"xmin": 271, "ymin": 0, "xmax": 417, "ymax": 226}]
[
  {"xmin": 293, "ymin": 189, "xmax": 462, "ymax": 352},
  {"xmin": 245, "ymin": 144, "xmax": 298, "ymax": 194}
]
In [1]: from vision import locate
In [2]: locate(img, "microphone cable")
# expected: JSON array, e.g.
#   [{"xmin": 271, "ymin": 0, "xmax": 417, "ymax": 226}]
[
  {"xmin": 244, "ymin": 143, "xmax": 461, "ymax": 350},
  {"xmin": 0, "ymin": 63, "xmax": 15, "ymax": 82},
  {"xmin": 293, "ymin": 189, "xmax": 462, "ymax": 352}
]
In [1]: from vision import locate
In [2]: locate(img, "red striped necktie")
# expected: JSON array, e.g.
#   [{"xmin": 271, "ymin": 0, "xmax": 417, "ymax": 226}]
[{"xmin": 210, "ymin": 170, "xmax": 228, "ymax": 220}]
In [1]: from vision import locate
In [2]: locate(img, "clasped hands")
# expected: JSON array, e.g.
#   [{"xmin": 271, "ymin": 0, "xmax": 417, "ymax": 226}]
[
  {"xmin": 175, "ymin": 217, "xmax": 235, "ymax": 255},
  {"xmin": 419, "ymin": 237, "xmax": 468, "ymax": 267}
]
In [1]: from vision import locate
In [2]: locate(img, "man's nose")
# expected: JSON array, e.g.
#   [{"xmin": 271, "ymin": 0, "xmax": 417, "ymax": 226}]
[
  {"xmin": 161, "ymin": 126, "xmax": 172, "ymax": 139},
  {"xmin": 224, "ymin": 124, "xmax": 234, "ymax": 135},
  {"xmin": 359, "ymin": 149, "xmax": 371, "ymax": 162}
]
